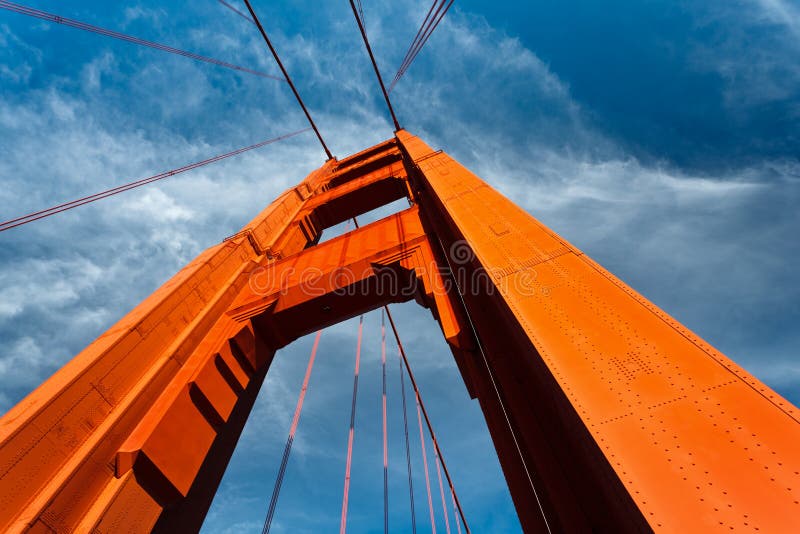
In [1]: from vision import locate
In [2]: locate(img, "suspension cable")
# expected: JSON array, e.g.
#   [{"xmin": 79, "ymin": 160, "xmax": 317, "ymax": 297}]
[
  {"xmin": 347, "ymin": 0, "xmax": 401, "ymax": 131},
  {"xmin": 392, "ymin": 0, "xmax": 453, "ymax": 88},
  {"xmin": 242, "ymin": 0, "xmax": 333, "ymax": 160},
  {"xmin": 434, "ymin": 446, "xmax": 452, "ymax": 534},
  {"xmin": 0, "ymin": 1, "xmax": 281, "ymax": 81},
  {"xmin": 450, "ymin": 484, "xmax": 463, "ymax": 534},
  {"xmin": 216, "ymin": 0, "xmax": 253, "ymax": 24},
  {"xmin": 430, "ymin": 233, "xmax": 552, "ymax": 532},
  {"xmin": 381, "ymin": 310, "xmax": 389, "ymax": 534},
  {"xmin": 350, "ymin": 216, "xmax": 464, "ymax": 533},
  {"xmin": 390, "ymin": 0, "xmax": 437, "ymax": 90},
  {"xmin": 392, "ymin": 0, "xmax": 447, "ymax": 90},
  {"xmin": 385, "ymin": 308, "xmax": 471, "ymax": 534},
  {"xmin": 389, "ymin": 0, "xmax": 454, "ymax": 92},
  {"xmin": 339, "ymin": 315, "xmax": 364, "ymax": 534},
  {"xmin": 261, "ymin": 330, "xmax": 323, "ymax": 534},
  {"xmin": 391, "ymin": 0, "xmax": 453, "ymax": 90},
  {"xmin": 395, "ymin": 0, "xmax": 453, "ymax": 85},
  {"xmin": 0, "ymin": 128, "xmax": 310, "ymax": 233},
  {"xmin": 262, "ymin": 220, "xmax": 355, "ymax": 534},
  {"xmin": 403, "ymin": 1, "xmax": 453, "ymax": 74},
  {"xmin": 397, "ymin": 333, "xmax": 417, "ymax": 534},
  {"xmin": 416, "ymin": 390, "xmax": 438, "ymax": 534},
  {"xmin": 355, "ymin": 0, "xmax": 365, "ymax": 28}
]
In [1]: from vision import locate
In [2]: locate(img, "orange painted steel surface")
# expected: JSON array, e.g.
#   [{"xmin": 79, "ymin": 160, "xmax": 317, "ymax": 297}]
[{"xmin": 0, "ymin": 131, "xmax": 797, "ymax": 532}]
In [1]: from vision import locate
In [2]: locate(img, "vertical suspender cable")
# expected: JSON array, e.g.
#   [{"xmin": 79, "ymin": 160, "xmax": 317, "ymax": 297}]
[
  {"xmin": 397, "ymin": 342, "xmax": 418, "ymax": 534},
  {"xmin": 450, "ymin": 485, "xmax": 463, "ymax": 534},
  {"xmin": 349, "ymin": 217, "xmax": 456, "ymax": 533},
  {"xmin": 381, "ymin": 311, "xmax": 389, "ymax": 534},
  {"xmin": 433, "ymin": 446, "xmax": 452, "ymax": 534},
  {"xmin": 242, "ymin": 0, "xmax": 334, "ymax": 159},
  {"xmin": 415, "ymin": 391, "xmax": 438, "ymax": 534},
  {"xmin": 340, "ymin": 315, "xmax": 364, "ymax": 534},
  {"xmin": 261, "ymin": 330, "xmax": 323, "ymax": 534},
  {"xmin": 385, "ymin": 309, "xmax": 471, "ymax": 534}
]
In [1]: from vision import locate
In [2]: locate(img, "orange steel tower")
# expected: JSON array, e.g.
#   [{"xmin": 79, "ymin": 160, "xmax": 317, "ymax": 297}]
[{"xmin": 1, "ymin": 131, "xmax": 799, "ymax": 533}]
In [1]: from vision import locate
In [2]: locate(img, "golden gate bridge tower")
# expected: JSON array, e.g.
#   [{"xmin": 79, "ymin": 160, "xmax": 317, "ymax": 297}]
[{"xmin": 0, "ymin": 1, "xmax": 798, "ymax": 532}]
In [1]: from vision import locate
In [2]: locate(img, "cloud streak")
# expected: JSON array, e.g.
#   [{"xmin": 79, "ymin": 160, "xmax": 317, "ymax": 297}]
[{"xmin": 0, "ymin": 1, "xmax": 798, "ymax": 532}]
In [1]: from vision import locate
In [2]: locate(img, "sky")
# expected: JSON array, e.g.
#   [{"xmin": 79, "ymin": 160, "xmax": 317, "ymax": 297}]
[{"xmin": 0, "ymin": 0, "xmax": 798, "ymax": 532}]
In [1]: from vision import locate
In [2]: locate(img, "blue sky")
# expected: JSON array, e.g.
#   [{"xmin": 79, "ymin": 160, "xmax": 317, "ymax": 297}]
[{"xmin": 1, "ymin": 1, "xmax": 799, "ymax": 532}]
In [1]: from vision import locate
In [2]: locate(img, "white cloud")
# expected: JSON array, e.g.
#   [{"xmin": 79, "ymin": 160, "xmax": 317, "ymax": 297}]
[
  {"xmin": 0, "ymin": 2, "xmax": 798, "ymax": 532},
  {"xmin": 0, "ymin": 256, "xmax": 105, "ymax": 320},
  {"xmin": 754, "ymin": 0, "xmax": 800, "ymax": 38},
  {"xmin": 119, "ymin": 187, "xmax": 194, "ymax": 223},
  {"xmin": 122, "ymin": 6, "xmax": 167, "ymax": 28},
  {"xmin": 689, "ymin": 0, "xmax": 800, "ymax": 110},
  {"xmin": 81, "ymin": 51, "xmax": 117, "ymax": 91}
]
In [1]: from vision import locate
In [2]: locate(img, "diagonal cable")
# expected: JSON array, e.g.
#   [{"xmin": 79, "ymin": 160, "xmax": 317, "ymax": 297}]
[
  {"xmin": 389, "ymin": 0, "xmax": 454, "ymax": 92},
  {"xmin": 395, "ymin": 0, "xmax": 453, "ymax": 84},
  {"xmin": 398, "ymin": 0, "xmax": 453, "ymax": 78},
  {"xmin": 242, "ymin": 0, "xmax": 334, "ymax": 159},
  {"xmin": 216, "ymin": 0, "xmax": 254, "ymax": 24},
  {"xmin": 391, "ymin": 0, "xmax": 454, "ymax": 90},
  {"xmin": 0, "ymin": 128, "xmax": 310, "ymax": 232},
  {"xmin": 0, "ymin": 0, "xmax": 282, "ymax": 81},
  {"xmin": 390, "ymin": 0, "xmax": 437, "ymax": 89},
  {"xmin": 347, "ymin": 0, "xmax": 401, "ymax": 131},
  {"xmin": 356, "ymin": 0, "xmax": 365, "ymax": 28},
  {"xmin": 391, "ymin": 0, "xmax": 446, "ymax": 89}
]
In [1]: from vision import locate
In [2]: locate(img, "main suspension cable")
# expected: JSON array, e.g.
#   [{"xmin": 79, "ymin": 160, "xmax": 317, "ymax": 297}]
[
  {"xmin": 242, "ymin": 0, "xmax": 334, "ymax": 160},
  {"xmin": 261, "ymin": 330, "xmax": 323, "ymax": 534},
  {"xmin": 347, "ymin": 0, "xmax": 401, "ymax": 131},
  {"xmin": 339, "ymin": 315, "xmax": 364, "ymax": 534},
  {"xmin": 355, "ymin": 0, "xmax": 365, "ymax": 28},
  {"xmin": 0, "ymin": 1, "xmax": 281, "ymax": 81},
  {"xmin": 389, "ymin": 0, "xmax": 454, "ymax": 92},
  {"xmin": 392, "ymin": 0, "xmax": 453, "ymax": 89},
  {"xmin": 390, "ymin": 0, "xmax": 437, "ymax": 90},
  {"xmin": 396, "ymin": 0, "xmax": 453, "ymax": 84},
  {"xmin": 0, "ymin": 128, "xmax": 311, "ymax": 233}
]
